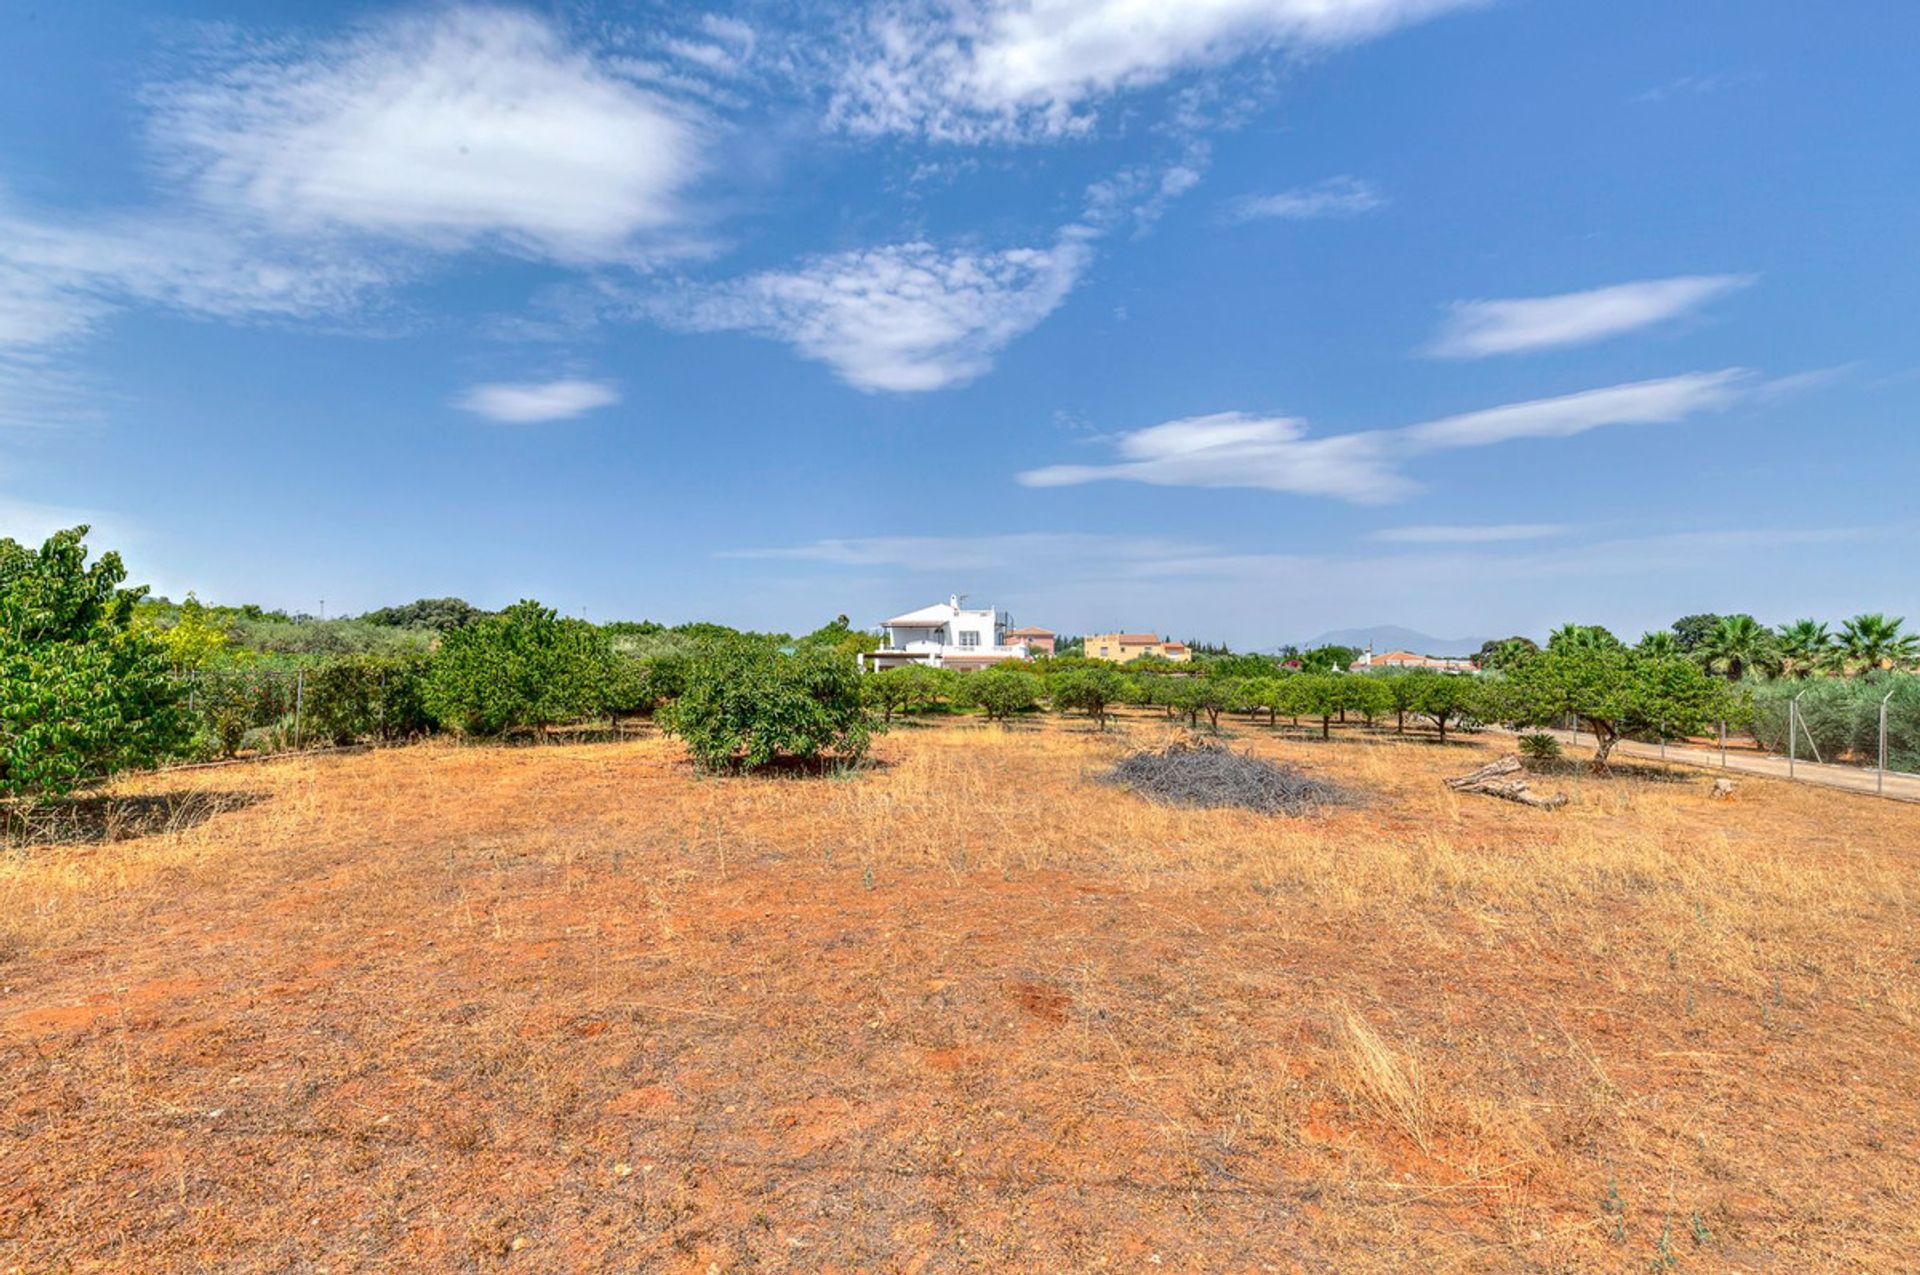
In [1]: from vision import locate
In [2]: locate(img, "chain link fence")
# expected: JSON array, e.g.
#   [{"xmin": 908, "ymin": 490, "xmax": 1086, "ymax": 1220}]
[{"xmin": 176, "ymin": 657, "xmax": 431, "ymax": 762}]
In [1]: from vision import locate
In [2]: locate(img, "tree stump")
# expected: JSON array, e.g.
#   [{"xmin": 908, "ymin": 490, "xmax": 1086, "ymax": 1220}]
[
  {"xmin": 1709, "ymin": 778, "xmax": 1737, "ymax": 800},
  {"xmin": 1445, "ymin": 755, "xmax": 1569, "ymax": 810}
]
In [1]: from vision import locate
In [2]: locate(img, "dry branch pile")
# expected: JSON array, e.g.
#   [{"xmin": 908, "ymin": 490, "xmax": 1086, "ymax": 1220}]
[
  {"xmin": 1100, "ymin": 737, "xmax": 1346, "ymax": 815},
  {"xmin": 1445, "ymin": 754, "xmax": 1568, "ymax": 809}
]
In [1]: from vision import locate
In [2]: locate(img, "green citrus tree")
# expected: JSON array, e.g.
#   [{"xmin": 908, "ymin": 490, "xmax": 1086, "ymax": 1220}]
[
  {"xmin": 1, "ymin": 527, "xmax": 188, "ymax": 800},
  {"xmin": 421, "ymin": 600, "xmax": 615, "ymax": 736}
]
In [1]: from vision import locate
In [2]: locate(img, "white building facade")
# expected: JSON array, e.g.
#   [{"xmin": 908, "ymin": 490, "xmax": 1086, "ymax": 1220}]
[{"xmin": 860, "ymin": 595, "xmax": 1033, "ymax": 671}]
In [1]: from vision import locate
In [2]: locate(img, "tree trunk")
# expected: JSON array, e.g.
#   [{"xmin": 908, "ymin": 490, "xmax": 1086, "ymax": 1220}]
[
  {"xmin": 1446, "ymin": 755, "xmax": 1568, "ymax": 809},
  {"xmin": 1395, "ymin": 709, "xmax": 1405, "ymax": 734},
  {"xmin": 1590, "ymin": 725, "xmax": 1618, "ymax": 772},
  {"xmin": 1320, "ymin": 714, "xmax": 1331, "ymax": 740}
]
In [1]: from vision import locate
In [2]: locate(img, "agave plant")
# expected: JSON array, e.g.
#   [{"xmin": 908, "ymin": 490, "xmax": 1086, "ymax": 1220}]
[
  {"xmin": 1775, "ymin": 618, "xmax": 1836, "ymax": 679},
  {"xmin": 1695, "ymin": 614, "xmax": 1779, "ymax": 681},
  {"xmin": 1838, "ymin": 613, "xmax": 1919, "ymax": 673}
]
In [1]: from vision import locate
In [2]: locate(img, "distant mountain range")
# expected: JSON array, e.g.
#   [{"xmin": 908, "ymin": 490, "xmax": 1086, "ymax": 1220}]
[{"xmin": 1300, "ymin": 626, "xmax": 1490, "ymax": 657}]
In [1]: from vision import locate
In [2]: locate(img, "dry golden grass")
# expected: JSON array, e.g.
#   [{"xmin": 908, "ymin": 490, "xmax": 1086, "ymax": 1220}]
[{"xmin": 2, "ymin": 710, "xmax": 1918, "ymax": 1271}]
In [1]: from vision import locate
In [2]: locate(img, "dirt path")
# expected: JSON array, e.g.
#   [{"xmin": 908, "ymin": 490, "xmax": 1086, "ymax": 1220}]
[{"xmin": 1530, "ymin": 726, "xmax": 1920, "ymax": 802}]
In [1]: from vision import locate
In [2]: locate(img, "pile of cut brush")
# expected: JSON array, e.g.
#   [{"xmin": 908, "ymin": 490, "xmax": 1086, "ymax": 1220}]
[{"xmin": 1099, "ymin": 736, "xmax": 1347, "ymax": 816}]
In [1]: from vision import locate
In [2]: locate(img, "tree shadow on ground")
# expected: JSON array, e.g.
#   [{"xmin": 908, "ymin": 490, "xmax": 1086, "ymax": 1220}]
[
  {"xmin": 1523, "ymin": 758, "xmax": 1697, "ymax": 784},
  {"xmin": 693, "ymin": 755, "xmax": 895, "ymax": 780},
  {"xmin": 3, "ymin": 789, "xmax": 268, "ymax": 848}
]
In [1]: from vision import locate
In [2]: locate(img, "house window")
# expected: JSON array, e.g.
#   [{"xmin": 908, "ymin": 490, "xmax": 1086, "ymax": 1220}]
[{"xmin": 958, "ymin": 631, "xmax": 980, "ymax": 648}]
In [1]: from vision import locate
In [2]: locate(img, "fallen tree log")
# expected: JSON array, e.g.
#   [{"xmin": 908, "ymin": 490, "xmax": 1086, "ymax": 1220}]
[{"xmin": 1445, "ymin": 755, "xmax": 1568, "ymax": 810}]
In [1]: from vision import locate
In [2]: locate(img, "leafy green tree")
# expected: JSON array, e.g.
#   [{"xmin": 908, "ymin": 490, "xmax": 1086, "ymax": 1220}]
[
  {"xmin": 1345, "ymin": 674, "xmax": 1394, "ymax": 728},
  {"xmin": 1405, "ymin": 672, "xmax": 1480, "ymax": 741},
  {"xmin": 156, "ymin": 593, "xmax": 231, "ymax": 673},
  {"xmin": 958, "ymin": 665, "xmax": 1042, "ymax": 720},
  {"xmin": 1203, "ymin": 653, "xmax": 1281, "ymax": 679},
  {"xmin": 665, "ymin": 637, "xmax": 872, "ymax": 771},
  {"xmin": 1670, "ymin": 614, "xmax": 1724, "ymax": 654},
  {"xmin": 1474, "ymin": 636, "xmax": 1538, "ymax": 672},
  {"xmin": 1291, "ymin": 673, "xmax": 1347, "ymax": 739},
  {"xmin": 422, "ymin": 600, "xmax": 615, "ymax": 736},
  {"xmin": 1838, "ymin": 613, "xmax": 1918, "ymax": 674},
  {"xmin": 1775, "ymin": 619, "xmax": 1836, "ymax": 679},
  {"xmin": 360, "ymin": 597, "xmax": 488, "ymax": 631},
  {"xmin": 1048, "ymin": 665, "xmax": 1129, "ymax": 730},
  {"xmin": 1504, "ymin": 639, "xmax": 1738, "ymax": 771},
  {"xmin": 0, "ymin": 527, "xmax": 188, "ymax": 800},
  {"xmin": 798, "ymin": 616, "xmax": 883, "ymax": 658},
  {"xmin": 1695, "ymin": 614, "xmax": 1778, "ymax": 681},
  {"xmin": 1299, "ymin": 645, "xmax": 1360, "ymax": 673},
  {"xmin": 1370, "ymin": 670, "xmax": 1422, "ymax": 733},
  {"xmin": 302, "ymin": 653, "xmax": 433, "ymax": 744}
]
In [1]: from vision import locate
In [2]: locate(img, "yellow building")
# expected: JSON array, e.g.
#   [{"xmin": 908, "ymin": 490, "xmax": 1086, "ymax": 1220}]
[{"xmin": 1083, "ymin": 632, "xmax": 1192, "ymax": 664}]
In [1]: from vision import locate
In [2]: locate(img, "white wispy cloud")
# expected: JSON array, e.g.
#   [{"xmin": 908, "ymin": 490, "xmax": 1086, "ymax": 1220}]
[
  {"xmin": 830, "ymin": 0, "xmax": 1485, "ymax": 142},
  {"xmin": 1633, "ymin": 71, "xmax": 1758, "ymax": 105},
  {"xmin": 150, "ymin": 7, "xmax": 712, "ymax": 264},
  {"xmin": 453, "ymin": 378, "xmax": 621, "ymax": 423},
  {"xmin": 1017, "ymin": 370, "xmax": 1749, "ymax": 502},
  {"xmin": 1425, "ymin": 274, "xmax": 1755, "ymax": 359},
  {"xmin": 650, "ymin": 228, "xmax": 1097, "ymax": 392},
  {"xmin": 1367, "ymin": 523, "xmax": 1569, "ymax": 544},
  {"xmin": 1399, "ymin": 369, "xmax": 1746, "ymax": 447},
  {"xmin": 1020, "ymin": 411, "xmax": 1411, "ymax": 502},
  {"xmin": 1220, "ymin": 176, "xmax": 1383, "ymax": 222}
]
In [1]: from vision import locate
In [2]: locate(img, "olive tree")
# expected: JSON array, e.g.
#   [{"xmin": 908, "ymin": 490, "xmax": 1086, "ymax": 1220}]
[{"xmin": 1, "ymin": 527, "xmax": 187, "ymax": 800}]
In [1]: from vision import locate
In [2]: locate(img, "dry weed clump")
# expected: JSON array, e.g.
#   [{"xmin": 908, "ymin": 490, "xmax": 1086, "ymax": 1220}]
[
  {"xmin": 1098, "ymin": 733, "xmax": 1348, "ymax": 815},
  {"xmin": 1, "ymin": 711, "xmax": 1918, "ymax": 1270}
]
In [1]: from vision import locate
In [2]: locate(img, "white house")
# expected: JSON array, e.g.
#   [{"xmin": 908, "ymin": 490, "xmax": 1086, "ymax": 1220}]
[{"xmin": 860, "ymin": 595, "xmax": 1033, "ymax": 671}]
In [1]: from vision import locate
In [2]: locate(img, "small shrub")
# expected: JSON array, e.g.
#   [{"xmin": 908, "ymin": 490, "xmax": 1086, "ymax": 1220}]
[{"xmin": 1518, "ymin": 731, "xmax": 1563, "ymax": 762}]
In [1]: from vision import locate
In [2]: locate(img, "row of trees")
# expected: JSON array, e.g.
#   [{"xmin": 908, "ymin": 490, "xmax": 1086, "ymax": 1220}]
[
  {"xmin": 0, "ymin": 526, "xmax": 1841, "ymax": 801},
  {"xmin": 1595, "ymin": 613, "xmax": 1914, "ymax": 681}
]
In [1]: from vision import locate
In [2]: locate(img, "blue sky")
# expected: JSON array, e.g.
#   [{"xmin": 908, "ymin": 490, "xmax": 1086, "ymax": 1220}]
[{"xmin": 2, "ymin": 0, "xmax": 1915, "ymax": 646}]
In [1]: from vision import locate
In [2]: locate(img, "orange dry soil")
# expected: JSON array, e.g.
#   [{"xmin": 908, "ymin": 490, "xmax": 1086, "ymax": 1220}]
[{"xmin": 2, "ymin": 713, "xmax": 1917, "ymax": 1271}]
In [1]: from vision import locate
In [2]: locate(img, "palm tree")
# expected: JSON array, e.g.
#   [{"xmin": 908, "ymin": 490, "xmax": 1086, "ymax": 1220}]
[
  {"xmin": 1549, "ymin": 623, "xmax": 1622, "ymax": 652},
  {"xmin": 1775, "ymin": 619, "xmax": 1836, "ymax": 679},
  {"xmin": 1838, "ymin": 613, "xmax": 1919, "ymax": 674},
  {"xmin": 1695, "ymin": 614, "xmax": 1778, "ymax": 681},
  {"xmin": 1636, "ymin": 630, "xmax": 1681, "ymax": 659}
]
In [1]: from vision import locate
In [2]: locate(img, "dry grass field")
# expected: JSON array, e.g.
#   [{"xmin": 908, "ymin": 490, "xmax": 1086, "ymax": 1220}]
[{"xmin": 3, "ymin": 713, "xmax": 1918, "ymax": 1271}]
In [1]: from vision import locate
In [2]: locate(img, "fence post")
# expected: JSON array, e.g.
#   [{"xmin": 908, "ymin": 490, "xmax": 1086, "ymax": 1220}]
[
  {"xmin": 294, "ymin": 667, "xmax": 304, "ymax": 751},
  {"xmin": 1719, "ymin": 719, "xmax": 1726, "ymax": 767},
  {"xmin": 1882, "ymin": 687, "xmax": 1896, "ymax": 796},
  {"xmin": 1789, "ymin": 692, "xmax": 1802, "ymax": 778}
]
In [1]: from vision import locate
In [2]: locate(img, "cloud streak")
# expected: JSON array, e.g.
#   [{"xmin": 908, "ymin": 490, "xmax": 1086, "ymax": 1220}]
[
  {"xmin": 453, "ymin": 378, "xmax": 621, "ymax": 423},
  {"xmin": 1018, "ymin": 370, "xmax": 1750, "ymax": 502},
  {"xmin": 1220, "ymin": 176, "xmax": 1383, "ymax": 222},
  {"xmin": 1425, "ymin": 274, "xmax": 1755, "ymax": 359},
  {"xmin": 831, "ymin": 0, "xmax": 1485, "ymax": 142}
]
